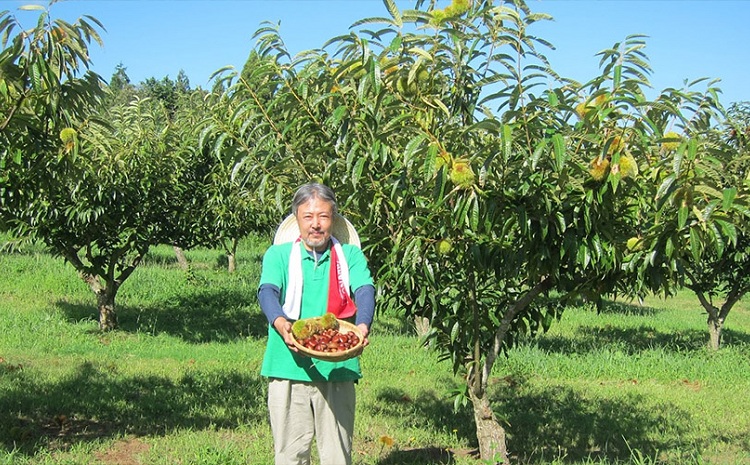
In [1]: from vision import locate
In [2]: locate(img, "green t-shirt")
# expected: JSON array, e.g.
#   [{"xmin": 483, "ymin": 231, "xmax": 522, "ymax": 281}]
[{"xmin": 258, "ymin": 240, "xmax": 374, "ymax": 382}]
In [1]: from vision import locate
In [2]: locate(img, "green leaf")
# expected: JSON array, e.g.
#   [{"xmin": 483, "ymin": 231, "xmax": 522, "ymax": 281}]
[
  {"xmin": 469, "ymin": 194, "xmax": 479, "ymax": 230},
  {"xmin": 678, "ymin": 204, "xmax": 688, "ymax": 229},
  {"xmin": 431, "ymin": 97, "xmax": 451, "ymax": 118},
  {"xmin": 577, "ymin": 245, "xmax": 591, "ymax": 268},
  {"xmin": 450, "ymin": 321, "xmax": 460, "ymax": 343},
  {"xmin": 686, "ymin": 137, "xmax": 698, "ymax": 161},
  {"xmin": 694, "ymin": 184, "xmax": 722, "ymax": 200},
  {"xmin": 715, "ymin": 219, "xmax": 737, "ymax": 246},
  {"xmin": 710, "ymin": 222, "xmax": 725, "ymax": 257},
  {"xmin": 547, "ymin": 91, "xmax": 559, "ymax": 107},
  {"xmin": 502, "ymin": 124, "xmax": 513, "ymax": 162},
  {"xmin": 468, "ymin": 120, "xmax": 501, "ymax": 134},
  {"xmin": 613, "ymin": 64, "xmax": 622, "ymax": 88},
  {"xmin": 655, "ymin": 175, "xmax": 676, "ymax": 208},
  {"xmin": 531, "ymin": 138, "xmax": 548, "ymax": 170},
  {"xmin": 352, "ymin": 156, "xmax": 366, "ymax": 188},
  {"xmin": 551, "ymin": 134, "xmax": 565, "ymax": 171},
  {"xmin": 408, "ymin": 47, "xmax": 434, "ymax": 62},
  {"xmin": 388, "ymin": 35, "xmax": 402, "ymax": 53},
  {"xmin": 722, "ymin": 187, "xmax": 737, "ymax": 210},
  {"xmin": 689, "ymin": 227, "xmax": 701, "ymax": 262},
  {"xmin": 672, "ymin": 150, "xmax": 683, "ymax": 176},
  {"xmin": 665, "ymin": 236, "xmax": 674, "ymax": 258},
  {"xmin": 383, "ymin": 0, "xmax": 403, "ymax": 27}
]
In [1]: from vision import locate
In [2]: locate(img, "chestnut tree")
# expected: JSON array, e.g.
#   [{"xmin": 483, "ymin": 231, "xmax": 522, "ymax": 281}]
[
  {"xmin": 200, "ymin": 0, "xmax": 750, "ymax": 459},
  {"xmin": 0, "ymin": 4, "xmax": 217, "ymax": 330}
]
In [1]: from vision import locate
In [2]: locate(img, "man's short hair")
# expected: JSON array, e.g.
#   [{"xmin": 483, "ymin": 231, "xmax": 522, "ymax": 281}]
[{"xmin": 292, "ymin": 182, "xmax": 338, "ymax": 215}]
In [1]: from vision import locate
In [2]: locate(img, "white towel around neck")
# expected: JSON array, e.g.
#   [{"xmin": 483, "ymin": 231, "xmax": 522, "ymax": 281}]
[{"xmin": 282, "ymin": 236, "xmax": 350, "ymax": 320}]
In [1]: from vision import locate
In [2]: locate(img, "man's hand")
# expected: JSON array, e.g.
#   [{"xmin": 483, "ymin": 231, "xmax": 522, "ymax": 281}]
[
  {"xmin": 273, "ymin": 316, "xmax": 299, "ymax": 352},
  {"xmin": 353, "ymin": 323, "xmax": 370, "ymax": 356}
]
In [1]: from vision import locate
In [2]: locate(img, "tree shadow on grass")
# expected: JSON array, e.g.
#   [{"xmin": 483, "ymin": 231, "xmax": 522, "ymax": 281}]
[
  {"xmin": 56, "ymin": 287, "xmax": 269, "ymax": 343},
  {"xmin": 536, "ymin": 324, "xmax": 710, "ymax": 355},
  {"xmin": 0, "ymin": 360, "xmax": 266, "ymax": 458},
  {"xmin": 359, "ymin": 375, "xmax": 747, "ymax": 465},
  {"xmin": 596, "ymin": 299, "xmax": 662, "ymax": 316},
  {"xmin": 492, "ymin": 380, "xmax": 694, "ymax": 464},
  {"xmin": 376, "ymin": 447, "xmax": 461, "ymax": 465},
  {"xmin": 537, "ymin": 323, "xmax": 750, "ymax": 356},
  {"xmin": 364, "ymin": 384, "xmax": 476, "ymax": 464},
  {"xmin": 536, "ymin": 300, "xmax": 750, "ymax": 354}
]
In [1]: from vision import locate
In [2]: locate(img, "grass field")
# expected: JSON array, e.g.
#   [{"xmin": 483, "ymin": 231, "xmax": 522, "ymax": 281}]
[{"xmin": 1, "ymin": 239, "xmax": 749, "ymax": 464}]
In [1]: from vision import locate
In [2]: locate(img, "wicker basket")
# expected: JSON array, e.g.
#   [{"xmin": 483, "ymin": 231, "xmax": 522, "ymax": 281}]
[{"xmin": 292, "ymin": 319, "xmax": 364, "ymax": 362}]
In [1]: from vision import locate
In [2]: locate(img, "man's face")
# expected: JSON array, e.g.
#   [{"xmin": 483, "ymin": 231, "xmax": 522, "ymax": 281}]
[{"xmin": 295, "ymin": 196, "xmax": 334, "ymax": 252}]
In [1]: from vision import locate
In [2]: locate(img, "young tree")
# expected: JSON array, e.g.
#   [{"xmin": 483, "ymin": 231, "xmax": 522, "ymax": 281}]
[
  {"xmin": 626, "ymin": 92, "xmax": 750, "ymax": 350},
  {"xmin": 207, "ymin": 0, "xmax": 745, "ymax": 459},
  {"xmin": 1, "ymin": 5, "xmax": 216, "ymax": 330},
  {"xmin": 226, "ymin": 0, "xmax": 748, "ymax": 460},
  {"xmin": 213, "ymin": 0, "xmax": 638, "ymax": 459}
]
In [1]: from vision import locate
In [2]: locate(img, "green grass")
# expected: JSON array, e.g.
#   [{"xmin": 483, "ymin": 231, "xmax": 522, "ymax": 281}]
[{"xmin": 1, "ymin": 240, "xmax": 749, "ymax": 464}]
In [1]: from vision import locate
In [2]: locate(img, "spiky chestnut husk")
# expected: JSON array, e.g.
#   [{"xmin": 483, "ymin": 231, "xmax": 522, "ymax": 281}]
[
  {"xmin": 449, "ymin": 159, "xmax": 475, "ymax": 188},
  {"xmin": 305, "ymin": 319, "xmax": 324, "ymax": 335},
  {"xmin": 575, "ymin": 102, "xmax": 588, "ymax": 119},
  {"xmin": 576, "ymin": 94, "xmax": 608, "ymax": 119},
  {"xmin": 589, "ymin": 157, "xmax": 610, "ymax": 181},
  {"xmin": 430, "ymin": 9, "xmax": 448, "ymax": 25},
  {"xmin": 60, "ymin": 128, "xmax": 77, "ymax": 143},
  {"xmin": 59, "ymin": 128, "xmax": 78, "ymax": 152},
  {"xmin": 320, "ymin": 312, "xmax": 339, "ymax": 330},
  {"xmin": 435, "ymin": 149, "xmax": 452, "ymax": 172},
  {"xmin": 607, "ymin": 136, "xmax": 625, "ymax": 155},
  {"xmin": 292, "ymin": 320, "xmax": 311, "ymax": 339},
  {"xmin": 662, "ymin": 131, "xmax": 681, "ymax": 151},
  {"xmin": 618, "ymin": 154, "xmax": 639, "ymax": 179},
  {"xmin": 436, "ymin": 238, "xmax": 453, "ymax": 255}
]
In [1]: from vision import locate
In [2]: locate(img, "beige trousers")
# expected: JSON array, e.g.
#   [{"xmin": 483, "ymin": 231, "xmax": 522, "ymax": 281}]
[{"xmin": 267, "ymin": 378, "xmax": 356, "ymax": 465}]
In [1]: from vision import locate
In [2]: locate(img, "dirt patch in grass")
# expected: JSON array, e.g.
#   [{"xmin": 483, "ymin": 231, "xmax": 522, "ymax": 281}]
[{"xmin": 95, "ymin": 437, "xmax": 150, "ymax": 465}]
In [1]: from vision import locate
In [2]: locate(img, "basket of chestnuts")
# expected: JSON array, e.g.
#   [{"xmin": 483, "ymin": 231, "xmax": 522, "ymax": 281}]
[{"xmin": 290, "ymin": 313, "xmax": 364, "ymax": 362}]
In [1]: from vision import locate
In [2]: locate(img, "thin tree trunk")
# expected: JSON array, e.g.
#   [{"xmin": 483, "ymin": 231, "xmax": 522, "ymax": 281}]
[
  {"xmin": 685, "ymin": 273, "xmax": 748, "ymax": 351},
  {"xmin": 227, "ymin": 252, "xmax": 236, "ymax": 273},
  {"xmin": 226, "ymin": 237, "xmax": 238, "ymax": 273},
  {"xmin": 707, "ymin": 315, "xmax": 724, "ymax": 351},
  {"xmin": 468, "ymin": 386, "xmax": 509, "ymax": 464},
  {"xmin": 691, "ymin": 285, "xmax": 726, "ymax": 351},
  {"xmin": 174, "ymin": 246, "xmax": 189, "ymax": 271},
  {"xmin": 413, "ymin": 315, "xmax": 430, "ymax": 338},
  {"xmin": 97, "ymin": 287, "xmax": 118, "ymax": 331},
  {"xmin": 467, "ymin": 277, "xmax": 551, "ymax": 464},
  {"xmin": 80, "ymin": 272, "xmax": 118, "ymax": 331}
]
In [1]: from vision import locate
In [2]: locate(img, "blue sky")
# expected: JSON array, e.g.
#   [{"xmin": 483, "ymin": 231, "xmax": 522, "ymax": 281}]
[{"xmin": 8, "ymin": 0, "xmax": 750, "ymax": 105}]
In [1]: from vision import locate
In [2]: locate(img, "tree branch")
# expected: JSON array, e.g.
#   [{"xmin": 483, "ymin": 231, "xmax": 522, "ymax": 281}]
[
  {"xmin": 477, "ymin": 275, "xmax": 553, "ymax": 395},
  {"xmin": 684, "ymin": 268, "xmax": 719, "ymax": 319}
]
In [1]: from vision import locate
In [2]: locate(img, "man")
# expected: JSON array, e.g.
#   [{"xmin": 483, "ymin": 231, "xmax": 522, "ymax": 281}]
[{"xmin": 257, "ymin": 182, "xmax": 376, "ymax": 465}]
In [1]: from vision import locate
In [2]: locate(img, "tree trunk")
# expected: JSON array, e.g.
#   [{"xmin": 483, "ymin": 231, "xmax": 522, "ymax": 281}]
[
  {"xmin": 226, "ymin": 237, "xmax": 238, "ymax": 273},
  {"xmin": 79, "ymin": 272, "xmax": 119, "ymax": 331},
  {"xmin": 227, "ymin": 252, "xmax": 236, "ymax": 273},
  {"xmin": 97, "ymin": 287, "xmax": 118, "ymax": 331},
  {"xmin": 173, "ymin": 246, "xmax": 189, "ymax": 271},
  {"xmin": 413, "ymin": 315, "xmax": 430, "ymax": 338},
  {"xmin": 707, "ymin": 314, "xmax": 724, "ymax": 351},
  {"xmin": 468, "ymin": 386, "xmax": 509, "ymax": 464}
]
